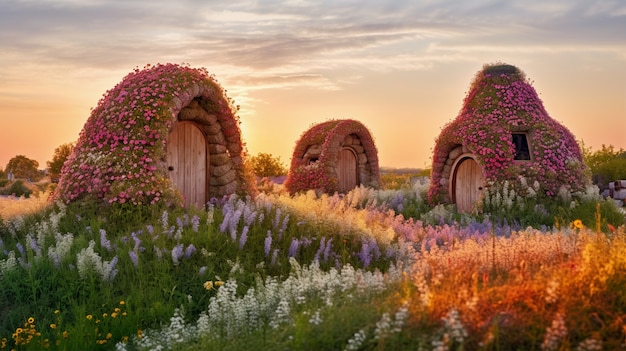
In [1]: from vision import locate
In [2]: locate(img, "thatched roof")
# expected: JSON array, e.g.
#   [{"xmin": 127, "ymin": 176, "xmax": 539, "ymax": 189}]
[
  {"xmin": 284, "ymin": 119, "xmax": 380, "ymax": 194},
  {"xmin": 428, "ymin": 63, "xmax": 589, "ymax": 204},
  {"xmin": 52, "ymin": 63, "xmax": 254, "ymax": 206}
]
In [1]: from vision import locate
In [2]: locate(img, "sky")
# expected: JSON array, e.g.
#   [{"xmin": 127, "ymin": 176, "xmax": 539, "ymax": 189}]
[{"xmin": 1, "ymin": 0, "xmax": 625, "ymax": 171}]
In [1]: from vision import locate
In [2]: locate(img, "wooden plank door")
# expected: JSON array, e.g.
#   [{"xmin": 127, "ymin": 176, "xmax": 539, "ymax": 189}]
[
  {"xmin": 453, "ymin": 157, "xmax": 483, "ymax": 213},
  {"xmin": 337, "ymin": 148, "xmax": 358, "ymax": 193},
  {"xmin": 166, "ymin": 122, "xmax": 208, "ymax": 207}
]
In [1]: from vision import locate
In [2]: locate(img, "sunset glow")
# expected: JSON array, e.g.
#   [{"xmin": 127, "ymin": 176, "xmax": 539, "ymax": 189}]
[{"xmin": 1, "ymin": 1, "xmax": 624, "ymax": 170}]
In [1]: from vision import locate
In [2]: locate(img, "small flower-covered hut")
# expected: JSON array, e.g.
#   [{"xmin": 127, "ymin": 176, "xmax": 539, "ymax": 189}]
[
  {"xmin": 284, "ymin": 119, "xmax": 380, "ymax": 194},
  {"xmin": 428, "ymin": 63, "xmax": 588, "ymax": 212},
  {"xmin": 53, "ymin": 63, "xmax": 254, "ymax": 207}
]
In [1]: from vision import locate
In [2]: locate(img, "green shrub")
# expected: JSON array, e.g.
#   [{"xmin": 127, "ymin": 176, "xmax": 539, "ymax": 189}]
[{"xmin": 0, "ymin": 180, "xmax": 32, "ymax": 198}]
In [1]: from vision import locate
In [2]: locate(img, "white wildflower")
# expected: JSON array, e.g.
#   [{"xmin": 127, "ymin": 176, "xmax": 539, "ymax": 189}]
[{"xmin": 541, "ymin": 312, "xmax": 567, "ymax": 351}]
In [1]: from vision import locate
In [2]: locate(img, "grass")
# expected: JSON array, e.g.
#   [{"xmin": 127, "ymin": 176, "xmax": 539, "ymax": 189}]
[{"xmin": 0, "ymin": 177, "xmax": 624, "ymax": 350}]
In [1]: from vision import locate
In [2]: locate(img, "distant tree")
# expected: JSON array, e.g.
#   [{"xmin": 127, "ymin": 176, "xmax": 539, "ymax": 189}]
[
  {"xmin": 0, "ymin": 166, "xmax": 5, "ymax": 180},
  {"xmin": 246, "ymin": 153, "xmax": 287, "ymax": 178},
  {"xmin": 581, "ymin": 142, "xmax": 626, "ymax": 188},
  {"xmin": 6, "ymin": 155, "xmax": 41, "ymax": 181},
  {"xmin": 47, "ymin": 142, "xmax": 75, "ymax": 182}
]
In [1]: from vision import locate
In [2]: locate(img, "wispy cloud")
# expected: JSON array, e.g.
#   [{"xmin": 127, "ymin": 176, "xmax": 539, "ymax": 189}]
[{"xmin": 1, "ymin": 0, "xmax": 624, "ymax": 92}]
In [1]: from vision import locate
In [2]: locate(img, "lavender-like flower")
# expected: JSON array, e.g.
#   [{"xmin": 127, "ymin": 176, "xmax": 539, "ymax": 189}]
[
  {"xmin": 288, "ymin": 238, "xmax": 300, "ymax": 258},
  {"xmin": 273, "ymin": 208, "xmax": 282, "ymax": 229},
  {"xmin": 280, "ymin": 215, "xmax": 290, "ymax": 235},
  {"xmin": 132, "ymin": 231, "xmax": 142, "ymax": 252},
  {"xmin": 128, "ymin": 250, "xmax": 139, "ymax": 268},
  {"xmin": 185, "ymin": 244, "xmax": 197, "ymax": 259},
  {"xmin": 357, "ymin": 240, "xmax": 372, "ymax": 268},
  {"xmin": 28, "ymin": 235, "xmax": 41, "ymax": 258},
  {"xmin": 239, "ymin": 226, "xmax": 249, "ymax": 250},
  {"xmin": 191, "ymin": 215, "xmax": 200, "ymax": 232},
  {"xmin": 314, "ymin": 237, "xmax": 326, "ymax": 262},
  {"xmin": 16, "ymin": 242, "xmax": 25, "ymax": 257},
  {"xmin": 146, "ymin": 224, "xmax": 154, "ymax": 235},
  {"xmin": 100, "ymin": 229, "xmax": 112, "ymax": 252},
  {"xmin": 171, "ymin": 244, "xmax": 184, "ymax": 265},
  {"xmin": 323, "ymin": 238, "xmax": 333, "ymax": 262},
  {"xmin": 161, "ymin": 210, "xmax": 169, "ymax": 229},
  {"xmin": 264, "ymin": 231, "xmax": 273, "ymax": 257},
  {"xmin": 199, "ymin": 266, "xmax": 207, "ymax": 276}
]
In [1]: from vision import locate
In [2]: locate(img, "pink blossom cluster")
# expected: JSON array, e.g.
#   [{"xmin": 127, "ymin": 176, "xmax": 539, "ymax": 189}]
[
  {"xmin": 52, "ymin": 63, "xmax": 243, "ymax": 206},
  {"xmin": 284, "ymin": 119, "xmax": 379, "ymax": 194},
  {"xmin": 428, "ymin": 64, "xmax": 588, "ymax": 204}
]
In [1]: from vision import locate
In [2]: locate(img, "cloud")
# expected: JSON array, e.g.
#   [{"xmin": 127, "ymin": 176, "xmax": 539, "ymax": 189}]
[{"xmin": 0, "ymin": 0, "xmax": 624, "ymax": 93}]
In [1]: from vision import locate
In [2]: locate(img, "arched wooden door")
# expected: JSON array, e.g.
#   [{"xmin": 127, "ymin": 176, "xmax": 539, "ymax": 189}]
[
  {"xmin": 451, "ymin": 156, "xmax": 484, "ymax": 213},
  {"xmin": 166, "ymin": 121, "xmax": 208, "ymax": 207},
  {"xmin": 337, "ymin": 148, "xmax": 358, "ymax": 193}
]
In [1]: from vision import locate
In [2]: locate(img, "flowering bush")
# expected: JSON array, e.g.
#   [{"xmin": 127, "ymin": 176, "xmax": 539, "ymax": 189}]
[
  {"xmin": 285, "ymin": 119, "xmax": 380, "ymax": 194},
  {"xmin": 52, "ymin": 63, "xmax": 251, "ymax": 206},
  {"xmin": 428, "ymin": 63, "xmax": 589, "ymax": 205}
]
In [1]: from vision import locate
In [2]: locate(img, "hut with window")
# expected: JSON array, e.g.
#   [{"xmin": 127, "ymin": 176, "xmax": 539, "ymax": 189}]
[
  {"xmin": 53, "ymin": 63, "xmax": 255, "ymax": 208},
  {"xmin": 284, "ymin": 119, "xmax": 380, "ymax": 194},
  {"xmin": 428, "ymin": 63, "xmax": 589, "ymax": 212}
]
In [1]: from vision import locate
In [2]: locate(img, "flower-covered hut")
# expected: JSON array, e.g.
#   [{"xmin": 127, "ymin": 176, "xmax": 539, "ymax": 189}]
[
  {"xmin": 53, "ymin": 63, "xmax": 255, "ymax": 208},
  {"xmin": 284, "ymin": 119, "xmax": 380, "ymax": 194},
  {"xmin": 428, "ymin": 63, "xmax": 588, "ymax": 212}
]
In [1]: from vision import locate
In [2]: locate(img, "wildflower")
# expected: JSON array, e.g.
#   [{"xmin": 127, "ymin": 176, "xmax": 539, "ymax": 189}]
[
  {"xmin": 50, "ymin": 324, "xmax": 57, "ymax": 329},
  {"xmin": 264, "ymin": 231, "xmax": 272, "ymax": 257},
  {"xmin": 204, "ymin": 281, "xmax": 214, "ymax": 290},
  {"xmin": 573, "ymin": 219, "xmax": 583, "ymax": 229},
  {"xmin": 86, "ymin": 314, "xmax": 93, "ymax": 320},
  {"xmin": 28, "ymin": 317, "xmax": 34, "ymax": 324}
]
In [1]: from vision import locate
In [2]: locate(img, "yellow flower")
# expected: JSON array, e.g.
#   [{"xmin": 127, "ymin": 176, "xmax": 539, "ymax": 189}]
[
  {"xmin": 50, "ymin": 324, "xmax": 57, "ymax": 329},
  {"xmin": 119, "ymin": 301, "xmax": 125, "ymax": 305},
  {"xmin": 54, "ymin": 310, "xmax": 60, "ymax": 315},
  {"xmin": 102, "ymin": 313, "xmax": 108, "ymax": 318},
  {"xmin": 573, "ymin": 219, "xmax": 583, "ymax": 229},
  {"xmin": 62, "ymin": 331, "xmax": 69, "ymax": 338},
  {"xmin": 111, "ymin": 312, "xmax": 118, "ymax": 318},
  {"xmin": 137, "ymin": 329, "xmax": 143, "ymax": 339},
  {"xmin": 203, "ymin": 281, "xmax": 213, "ymax": 290},
  {"xmin": 27, "ymin": 317, "xmax": 35, "ymax": 325},
  {"xmin": 215, "ymin": 280, "xmax": 224, "ymax": 287},
  {"xmin": 86, "ymin": 314, "xmax": 93, "ymax": 321},
  {"xmin": 15, "ymin": 328, "xmax": 23, "ymax": 334},
  {"xmin": 114, "ymin": 307, "xmax": 121, "ymax": 313},
  {"xmin": 106, "ymin": 333, "xmax": 112, "ymax": 339}
]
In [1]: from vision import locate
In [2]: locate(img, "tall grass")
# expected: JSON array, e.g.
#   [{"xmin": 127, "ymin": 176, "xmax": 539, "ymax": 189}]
[{"xmin": 0, "ymin": 177, "xmax": 624, "ymax": 350}]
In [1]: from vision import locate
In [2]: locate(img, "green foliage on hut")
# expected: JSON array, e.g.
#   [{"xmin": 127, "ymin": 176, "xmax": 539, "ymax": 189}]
[
  {"xmin": 428, "ymin": 63, "xmax": 589, "ymax": 212},
  {"xmin": 53, "ymin": 63, "xmax": 255, "ymax": 208},
  {"xmin": 284, "ymin": 119, "xmax": 380, "ymax": 195}
]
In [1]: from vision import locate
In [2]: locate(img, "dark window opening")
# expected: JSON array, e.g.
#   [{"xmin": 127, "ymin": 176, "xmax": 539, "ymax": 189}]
[
  {"xmin": 308, "ymin": 157, "xmax": 319, "ymax": 165},
  {"xmin": 512, "ymin": 133, "xmax": 531, "ymax": 160}
]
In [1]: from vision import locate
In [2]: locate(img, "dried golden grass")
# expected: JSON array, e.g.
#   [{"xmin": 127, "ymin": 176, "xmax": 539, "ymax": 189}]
[{"xmin": 0, "ymin": 191, "xmax": 51, "ymax": 220}]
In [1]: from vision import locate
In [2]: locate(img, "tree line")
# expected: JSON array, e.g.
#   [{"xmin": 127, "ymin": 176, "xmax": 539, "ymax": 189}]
[{"xmin": 1, "ymin": 142, "xmax": 624, "ymax": 190}]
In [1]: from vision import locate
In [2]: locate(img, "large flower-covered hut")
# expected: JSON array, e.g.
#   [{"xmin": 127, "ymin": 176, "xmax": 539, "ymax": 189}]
[
  {"xmin": 284, "ymin": 119, "xmax": 380, "ymax": 194},
  {"xmin": 53, "ymin": 63, "xmax": 255, "ymax": 208},
  {"xmin": 428, "ymin": 63, "xmax": 588, "ymax": 212}
]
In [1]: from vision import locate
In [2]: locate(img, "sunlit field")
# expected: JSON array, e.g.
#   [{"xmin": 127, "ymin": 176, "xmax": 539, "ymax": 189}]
[
  {"xmin": 0, "ymin": 177, "xmax": 625, "ymax": 350},
  {"xmin": 0, "ymin": 191, "xmax": 50, "ymax": 221}
]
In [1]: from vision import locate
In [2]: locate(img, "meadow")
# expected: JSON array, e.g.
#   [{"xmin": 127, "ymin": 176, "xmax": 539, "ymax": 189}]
[{"xmin": 0, "ymin": 176, "xmax": 625, "ymax": 351}]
